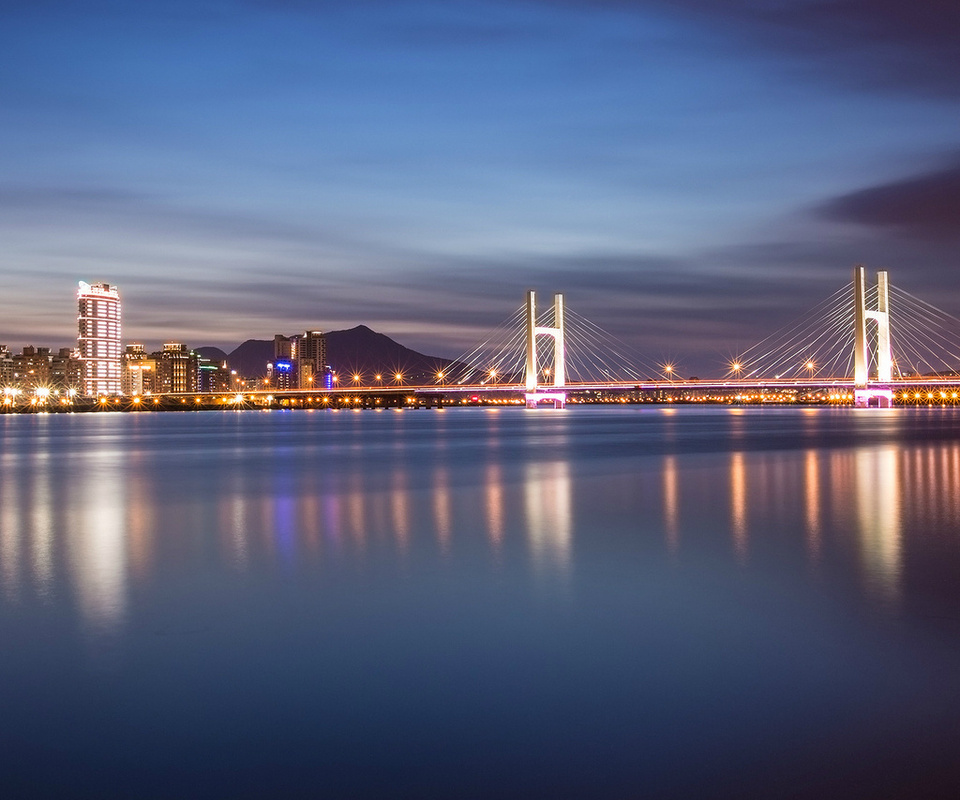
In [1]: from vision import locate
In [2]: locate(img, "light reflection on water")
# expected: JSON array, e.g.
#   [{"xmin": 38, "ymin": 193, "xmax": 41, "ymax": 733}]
[
  {"xmin": 3, "ymin": 408, "xmax": 960, "ymax": 796},
  {"xmin": 1, "ymin": 408, "xmax": 959, "ymax": 634}
]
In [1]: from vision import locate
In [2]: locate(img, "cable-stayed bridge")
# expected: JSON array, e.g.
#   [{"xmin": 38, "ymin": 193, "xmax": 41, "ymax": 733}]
[{"xmin": 432, "ymin": 264, "xmax": 960, "ymax": 408}]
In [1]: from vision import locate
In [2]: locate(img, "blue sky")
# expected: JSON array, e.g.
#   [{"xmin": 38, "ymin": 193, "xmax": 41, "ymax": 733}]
[{"xmin": 1, "ymin": 0, "xmax": 958, "ymax": 373}]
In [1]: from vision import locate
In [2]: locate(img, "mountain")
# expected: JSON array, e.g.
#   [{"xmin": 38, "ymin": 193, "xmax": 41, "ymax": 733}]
[
  {"xmin": 206, "ymin": 326, "xmax": 452, "ymax": 383},
  {"xmin": 195, "ymin": 346, "xmax": 228, "ymax": 363},
  {"xmin": 224, "ymin": 339, "xmax": 273, "ymax": 378}
]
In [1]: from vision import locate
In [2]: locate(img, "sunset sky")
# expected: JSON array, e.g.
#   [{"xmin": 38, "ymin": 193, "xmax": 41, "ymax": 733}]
[{"xmin": 2, "ymin": 0, "xmax": 958, "ymax": 374}]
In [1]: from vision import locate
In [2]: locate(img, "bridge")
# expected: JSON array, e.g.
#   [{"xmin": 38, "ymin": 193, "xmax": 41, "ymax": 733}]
[
  {"xmin": 6, "ymin": 265, "xmax": 960, "ymax": 412},
  {"xmin": 410, "ymin": 264, "xmax": 960, "ymax": 409}
]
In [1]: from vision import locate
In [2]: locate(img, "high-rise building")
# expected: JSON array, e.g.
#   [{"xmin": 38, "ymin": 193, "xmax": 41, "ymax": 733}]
[
  {"xmin": 122, "ymin": 344, "xmax": 157, "ymax": 395},
  {"xmin": 0, "ymin": 346, "xmax": 12, "ymax": 388},
  {"xmin": 77, "ymin": 281, "xmax": 122, "ymax": 396},
  {"xmin": 295, "ymin": 330, "xmax": 327, "ymax": 388},
  {"xmin": 152, "ymin": 342, "xmax": 199, "ymax": 394}
]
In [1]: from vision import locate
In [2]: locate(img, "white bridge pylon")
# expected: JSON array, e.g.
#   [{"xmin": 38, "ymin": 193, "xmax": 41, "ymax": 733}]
[
  {"xmin": 854, "ymin": 264, "xmax": 893, "ymax": 408},
  {"xmin": 524, "ymin": 290, "xmax": 567, "ymax": 409}
]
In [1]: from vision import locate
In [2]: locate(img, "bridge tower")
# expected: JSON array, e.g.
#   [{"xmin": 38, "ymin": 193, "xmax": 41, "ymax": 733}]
[
  {"xmin": 524, "ymin": 290, "xmax": 566, "ymax": 408},
  {"xmin": 853, "ymin": 264, "xmax": 893, "ymax": 408}
]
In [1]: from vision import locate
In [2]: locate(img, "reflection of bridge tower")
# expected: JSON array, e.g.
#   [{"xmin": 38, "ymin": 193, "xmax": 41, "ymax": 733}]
[
  {"xmin": 853, "ymin": 264, "xmax": 893, "ymax": 408},
  {"xmin": 524, "ymin": 290, "xmax": 566, "ymax": 408}
]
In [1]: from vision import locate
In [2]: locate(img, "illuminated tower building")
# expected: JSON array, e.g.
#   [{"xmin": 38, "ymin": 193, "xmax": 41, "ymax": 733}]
[
  {"xmin": 295, "ymin": 330, "xmax": 327, "ymax": 388},
  {"xmin": 122, "ymin": 344, "xmax": 156, "ymax": 396},
  {"xmin": 152, "ymin": 343, "xmax": 199, "ymax": 393},
  {"xmin": 77, "ymin": 281, "xmax": 122, "ymax": 396}
]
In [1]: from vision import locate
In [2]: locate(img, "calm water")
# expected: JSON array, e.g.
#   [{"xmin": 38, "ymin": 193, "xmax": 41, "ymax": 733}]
[{"xmin": 2, "ymin": 406, "xmax": 960, "ymax": 798}]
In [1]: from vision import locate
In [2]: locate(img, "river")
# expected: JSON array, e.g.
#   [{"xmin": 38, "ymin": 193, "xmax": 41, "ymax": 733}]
[{"xmin": 2, "ymin": 406, "xmax": 960, "ymax": 797}]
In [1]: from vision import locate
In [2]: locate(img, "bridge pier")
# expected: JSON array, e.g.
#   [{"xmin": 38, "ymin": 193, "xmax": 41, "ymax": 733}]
[
  {"xmin": 525, "ymin": 391, "xmax": 567, "ymax": 409},
  {"xmin": 854, "ymin": 388, "xmax": 894, "ymax": 408}
]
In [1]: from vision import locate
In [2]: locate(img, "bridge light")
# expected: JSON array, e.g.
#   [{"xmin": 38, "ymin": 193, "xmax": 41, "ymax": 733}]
[
  {"xmin": 731, "ymin": 361, "xmax": 742, "ymax": 374},
  {"xmin": 394, "ymin": 372, "xmax": 403, "ymax": 383},
  {"xmin": 375, "ymin": 374, "xmax": 382, "ymax": 382},
  {"xmin": 806, "ymin": 361, "xmax": 815, "ymax": 371},
  {"xmin": 353, "ymin": 374, "xmax": 361, "ymax": 383}
]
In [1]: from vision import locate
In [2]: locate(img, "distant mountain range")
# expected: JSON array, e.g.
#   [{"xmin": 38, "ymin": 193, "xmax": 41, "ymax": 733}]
[{"xmin": 197, "ymin": 325, "xmax": 453, "ymax": 382}]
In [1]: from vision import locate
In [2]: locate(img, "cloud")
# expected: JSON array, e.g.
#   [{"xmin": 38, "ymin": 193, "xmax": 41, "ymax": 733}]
[
  {"xmin": 551, "ymin": 0, "xmax": 960, "ymax": 96},
  {"xmin": 817, "ymin": 157, "xmax": 960, "ymax": 241}
]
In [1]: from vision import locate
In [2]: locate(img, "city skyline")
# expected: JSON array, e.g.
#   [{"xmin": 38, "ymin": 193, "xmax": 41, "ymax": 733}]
[{"xmin": 1, "ymin": 1, "xmax": 958, "ymax": 375}]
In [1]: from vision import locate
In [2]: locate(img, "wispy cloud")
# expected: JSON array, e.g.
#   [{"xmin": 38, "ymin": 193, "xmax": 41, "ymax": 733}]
[{"xmin": 817, "ymin": 155, "xmax": 960, "ymax": 241}]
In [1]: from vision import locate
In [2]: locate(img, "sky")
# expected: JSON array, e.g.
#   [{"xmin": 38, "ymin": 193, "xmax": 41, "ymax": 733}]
[{"xmin": 1, "ymin": 0, "xmax": 958, "ymax": 375}]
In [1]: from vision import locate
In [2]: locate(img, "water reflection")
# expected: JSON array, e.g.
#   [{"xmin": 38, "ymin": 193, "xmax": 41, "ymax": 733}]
[
  {"xmin": 485, "ymin": 462, "xmax": 505, "ymax": 551},
  {"xmin": 4, "ymin": 411, "xmax": 960, "ymax": 636},
  {"xmin": 0, "ymin": 470, "xmax": 20, "ymax": 601},
  {"xmin": 662, "ymin": 455, "xmax": 679, "ymax": 554},
  {"xmin": 804, "ymin": 450, "xmax": 821, "ymax": 563},
  {"xmin": 856, "ymin": 447, "xmax": 902, "ymax": 607},
  {"xmin": 68, "ymin": 451, "xmax": 127, "ymax": 634},
  {"xmin": 30, "ymin": 449, "xmax": 54, "ymax": 596},
  {"xmin": 730, "ymin": 452, "xmax": 748, "ymax": 564},
  {"xmin": 430, "ymin": 467, "xmax": 449, "ymax": 553},
  {"xmin": 524, "ymin": 461, "xmax": 572, "ymax": 574}
]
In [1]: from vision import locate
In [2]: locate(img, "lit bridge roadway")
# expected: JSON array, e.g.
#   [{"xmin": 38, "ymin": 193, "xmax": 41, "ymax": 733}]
[{"xmin": 235, "ymin": 375, "xmax": 960, "ymax": 403}]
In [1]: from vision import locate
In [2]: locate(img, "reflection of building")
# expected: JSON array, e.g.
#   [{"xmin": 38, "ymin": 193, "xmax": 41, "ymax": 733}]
[
  {"xmin": 122, "ymin": 344, "xmax": 156, "ymax": 395},
  {"xmin": 77, "ymin": 281, "xmax": 122, "ymax": 396},
  {"xmin": 152, "ymin": 343, "xmax": 199, "ymax": 393}
]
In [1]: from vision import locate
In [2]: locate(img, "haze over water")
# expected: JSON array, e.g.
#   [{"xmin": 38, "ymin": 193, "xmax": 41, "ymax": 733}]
[{"xmin": 2, "ymin": 406, "xmax": 960, "ymax": 797}]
